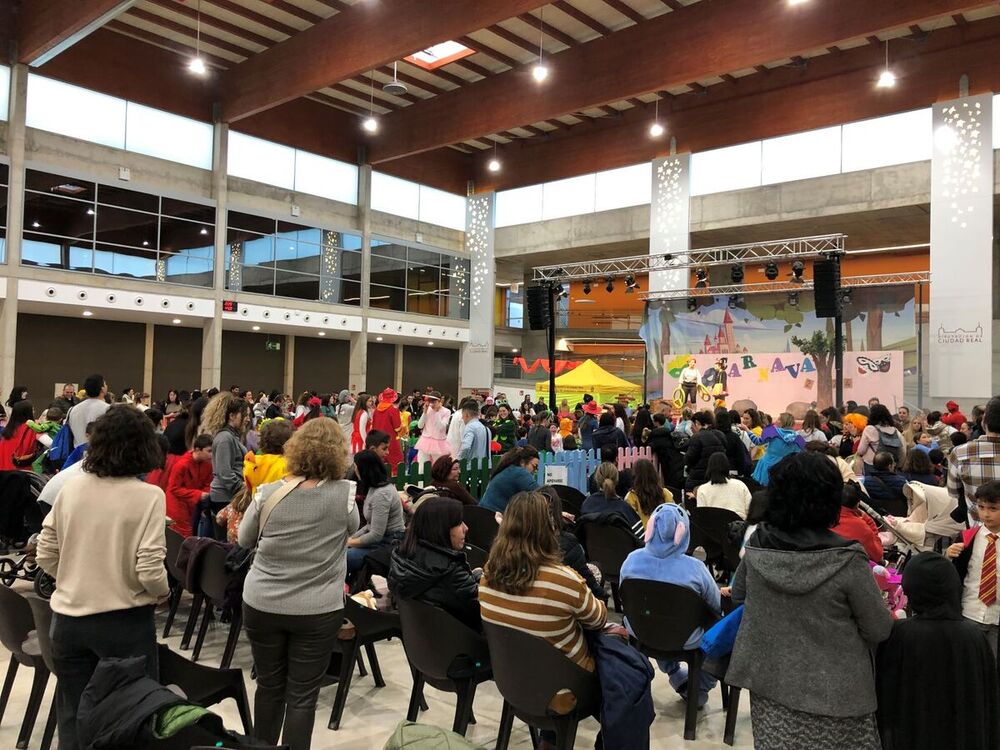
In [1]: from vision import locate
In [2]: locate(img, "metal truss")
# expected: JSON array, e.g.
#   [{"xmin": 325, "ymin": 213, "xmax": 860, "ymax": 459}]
[
  {"xmin": 641, "ymin": 271, "xmax": 930, "ymax": 301},
  {"xmin": 531, "ymin": 234, "xmax": 847, "ymax": 282}
]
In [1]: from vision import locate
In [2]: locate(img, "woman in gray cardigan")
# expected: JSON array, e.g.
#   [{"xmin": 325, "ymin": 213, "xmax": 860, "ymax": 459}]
[
  {"xmin": 239, "ymin": 418, "xmax": 359, "ymax": 750},
  {"xmin": 728, "ymin": 451, "xmax": 892, "ymax": 750},
  {"xmin": 347, "ymin": 449, "xmax": 406, "ymax": 576}
]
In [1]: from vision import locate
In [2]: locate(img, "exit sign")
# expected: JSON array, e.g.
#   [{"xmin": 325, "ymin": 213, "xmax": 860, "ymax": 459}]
[
  {"xmin": 222, "ymin": 300, "xmax": 239, "ymax": 313},
  {"xmin": 265, "ymin": 340, "xmax": 281, "ymax": 352}
]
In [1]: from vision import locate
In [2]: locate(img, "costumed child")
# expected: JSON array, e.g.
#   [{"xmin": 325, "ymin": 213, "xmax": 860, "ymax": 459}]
[
  {"xmin": 678, "ymin": 357, "xmax": 701, "ymax": 406},
  {"xmin": 620, "ymin": 503, "xmax": 721, "ymax": 706},
  {"xmin": 370, "ymin": 388, "xmax": 404, "ymax": 472},
  {"xmin": 414, "ymin": 391, "xmax": 451, "ymax": 465}
]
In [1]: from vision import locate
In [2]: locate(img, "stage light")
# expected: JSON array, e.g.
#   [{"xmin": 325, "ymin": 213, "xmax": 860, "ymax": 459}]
[
  {"xmin": 695, "ymin": 268, "xmax": 708, "ymax": 288},
  {"xmin": 582, "ymin": 279, "xmax": 592, "ymax": 295},
  {"xmin": 840, "ymin": 288, "xmax": 853, "ymax": 305},
  {"xmin": 764, "ymin": 261, "xmax": 779, "ymax": 280},
  {"xmin": 605, "ymin": 277, "xmax": 615, "ymax": 293},
  {"xmin": 730, "ymin": 264, "xmax": 744, "ymax": 283},
  {"xmin": 727, "ymin": 295, "xmax": 741, "ymax": 309},
  {"xmin": 554, "ymin": 283, "xmax": 567, "ymax": 300},
  {"xmin": 625, "ymin": 274, "xmax": 637, "ymax": 293},
  {"xmin": 788, "ymin": 291, "xmax": 799, "ymax": 307},
  {"xmin": 686, "ymin": 297, "xmax": 697, "ymax": 312},
  {"xmin": 791, "ymin": 260, "xmax": 805, "ymax": 282}
]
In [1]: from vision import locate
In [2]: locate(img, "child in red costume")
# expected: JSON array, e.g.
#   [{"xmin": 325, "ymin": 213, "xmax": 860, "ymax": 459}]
[
  {"xmin": 371, "ymin": 388, "xmax": 403, "ymax": 470},
  {"xmin": 165, "ymin": 434, "xmax": 214, "ymax": 537}
]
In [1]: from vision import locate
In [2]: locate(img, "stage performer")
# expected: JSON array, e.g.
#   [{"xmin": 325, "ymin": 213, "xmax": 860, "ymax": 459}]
[
  {"xmin": 414, "ymin": 391, "xmax": 452, "ymax": 465},
  {"xmin": 371, "ymin": 388, "xmax": 404, "ymax": 471},
  {"xmin": 710, "ymin": 358, "xmax": 729, "ymax": 408},
  {"xmin": 679, "ymin": 357, "xmax": 701, "ymax": 406}
]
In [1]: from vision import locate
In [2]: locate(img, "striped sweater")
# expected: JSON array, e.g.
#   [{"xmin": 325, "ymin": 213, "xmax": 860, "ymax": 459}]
[{"xmin": 479, "ymin": 563, "xmax": 608, "ymax": 671}]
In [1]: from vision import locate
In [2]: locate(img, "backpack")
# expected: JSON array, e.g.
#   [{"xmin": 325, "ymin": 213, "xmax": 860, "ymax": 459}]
[
  {"xmin": 48, "ymin": 414, "xmax": 75, "ymax": 469},
  {"xmin": 876, "ymin": 427, "xmax": 904, "ymax": 465}
]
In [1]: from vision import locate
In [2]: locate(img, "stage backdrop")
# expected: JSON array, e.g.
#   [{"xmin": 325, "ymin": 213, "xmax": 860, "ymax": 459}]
[{"xmin": 663, "ymin": 351, "xmax": 903, "ymax": 417}]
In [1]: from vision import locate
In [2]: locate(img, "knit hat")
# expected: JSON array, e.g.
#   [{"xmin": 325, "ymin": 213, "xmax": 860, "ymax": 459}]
[{"xmin": 379, "ymin": 388, "xmax": 399, "ymax": 404}]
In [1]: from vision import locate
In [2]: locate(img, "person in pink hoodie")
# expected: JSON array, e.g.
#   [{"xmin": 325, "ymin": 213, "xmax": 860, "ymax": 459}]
[{"xmin": 941, "ymin": 400, "xmax": 967, "ymax": 430}]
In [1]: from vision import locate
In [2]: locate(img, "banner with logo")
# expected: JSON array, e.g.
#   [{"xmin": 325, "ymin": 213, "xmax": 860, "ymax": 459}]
[{"xmin": 662, "ymin": 351, "xmax": 903, "ymax": 416}]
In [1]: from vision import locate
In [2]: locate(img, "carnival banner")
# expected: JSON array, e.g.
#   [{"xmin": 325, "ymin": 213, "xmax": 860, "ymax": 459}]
[{"xmin": 663, "ymin": 351, "xmax": 904, "ymax": 417}]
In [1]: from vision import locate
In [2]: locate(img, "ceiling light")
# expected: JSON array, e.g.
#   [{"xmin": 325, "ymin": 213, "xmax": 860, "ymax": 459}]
[
  {"xmin": 532, "ymin": 63, "xmax": 549, "ymax": 82},
  {"xmin": 31, "ymin": 221, "xmax": 40, "ymax": 228},
  {"xmin": 200, "ymin": 227, "xmax": 209, "ymax": 235},
  {"xmin": 532, "ymin": 9, "xmax": 549, "ymax": 83},
  {"xmin": 582, "ymin": 279, "xmax": 592, "ymax": 295},
  {"xmin": 172, "ymin": 318, "xmax": 181, "ymax": 324},
  {"xmin": 86, "ymin": 208, "xmax": 95, "ymax": 216},
  {"xmin": 605, "ymin": 277, "xmax": 615, "ymax": 293},
  {"xmin": 788, "ymin": 0, "xmax": 809, "ymax": 5},
  {"xmin": 363, "ymin": 70, "xmax": 379, "ymax": 134},
  {"xmin": 82, "ymin": 310, "xmax": 93, "ymax": 317},
  {"xmin": 512, "ymin": 348, "xmax": 519, "ymax": 353},
  {"xmin": 252, "ymin": 325, "xmax": 261, "ymax": 331},
  {"xmin": 376, "ymin": 336, "xmax": 383, "ymax": 341},
  {"xmin": 788, "ymin": 291, "xmax": 799, "ymax": 307},
  {"xmin": 730, "ymin": 264, "xmax": 744, "ymax": 284},
  {"xmin": 383, "ymin": 61, "xmax": 408, "ymax": 96},
  {"xmin": 188, "ymin": 57, "xmax": 207, "ymax": 76},
  {"xmin": 649, "ymin": 97, "xmax": 665, "ymax": 138},
  {"xmin": 764, "ymin": 261, "xmax": 779, "ymax": 280},
  {"xmin": 488, "ymin": 158, "xmax": 501, "ymax": 172},
  {"xmin": 876, "ymin": 40, "xmax": 896, "ymax": 89},
  {"xmin": 791, "ymin": 260, "xmax": 805, "ymax": 281},
  {"xmin": 142, "ymin": 241, "xmax": 149, "ymax": 247},
  {"xmin": 318, "ymin": 331, "xmax": 325, "ymax": 336},
  {"xmin": 686, "ymin": 297, "xmax": 697, "ymax": 312},
  {"xmin": 363, "ymin": 116, "xmax": 378, "ymax": 133},
  {"xmin": 188, "ymin": 0, "xmax": 207, "ymax": 76},
  {"xmin": 427, "ymin": 341, "xmax": 434, "ymax": 346}
]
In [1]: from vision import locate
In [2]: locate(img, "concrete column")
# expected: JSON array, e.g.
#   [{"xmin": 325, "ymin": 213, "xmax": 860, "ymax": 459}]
[
  {"xmin": 393, "ymin": 344, "xmax": 404, "ymax": 392},
  {"xmin": 143, "ymin": 324, "xmax": 154, "ymax": 396},
  {"xmin": 351, "ymin": 164, "xmax": 373, "ymax": 391},
  {"xmin": 283, "ymin": 335, "xmax": 295, "ymax": 395},
  {"xmin": 0, "ymin": 65, "xmax": 29, "ymax": 393},
  {"xmin": 349, "ymin": 331, "xmax": 367, "ymax": 393},
  {"xmin": 200, "ymin": 312, "xmax": 222, "ymax": 389},
  {"xmin": 459, "ymin": 192, "xmax": 496, "ymax": 391}
]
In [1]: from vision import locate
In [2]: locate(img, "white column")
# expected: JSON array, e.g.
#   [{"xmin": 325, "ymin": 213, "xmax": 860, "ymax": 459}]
[
  {"xmin": 349, "ymin": 332, "xmax": 367, "ymax": 392},
  {"xmin": 143, "ymin": 324, "xmax": 154, "ymax": 396},
  {"xmin": 648, "ymin": 154, "xmax": 691, "ymax": 294},
  {"xmin": 350, "ymin": 165, "xmax": 373, "ymax": 392},
  {"xmin": 0, "ymin": 65, "xmax": 28, "ymax": 393},
  {"xmin": 930, "ymin": 94, "xmax": 993, "ymax": 402},
  {"xmin": 200, "ymin": 121, "xmax": 228, "ymax": 389},
  {"xmin": 393, "ymin": 345, "xmax": 404, "ymax": 393},
  {"xmin": 200, "ymin": 313, "xmax": 222, "ymax": 389},
  {"xmin": 459, "ymin": 192, "xmax": 496, "ymax": 390},
  {"xmin": 283, "ymin": 335, "xmax": 296, "ymax": 395}
]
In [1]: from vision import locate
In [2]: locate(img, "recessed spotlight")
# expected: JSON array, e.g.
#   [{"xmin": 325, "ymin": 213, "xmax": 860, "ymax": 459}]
[
  {"xmin": 376, "ymin": 336, "xmax": 383, "ymax": 341},
  {"xmin": 82, "ymin": 310, "xmax": 93, "ymax": 317},
  {"xmin": 172, "ymin": 318, "xmax": 181, "ymax": 324},
  {"xmin": 363, "ymin": 116, "xmax": 378, "ymax": 133},
  {"xmin": 318, "ymin": 331, "xmax": 326, "ymax": 336},
  {"xmin": 31, "ymin": 221, "xmax": 40, "ymax": 229},
  {"xmin": 488, "ymin": 158, "xmax": 501, "ymax": 173},
  {"xmin": 532, "ymin": 63, "xmax": 549, "ymax": 82},
  {"xmin": 199, "ymin": 227, "xmax": 209, "ymax": 235},
  {"xmin": 188, "ymin": 57, "xmax": 207, "ymax": 76},
  {"xmin": 649, "ymin": 121, "xmax": 665, "ymax": 138},
  {"xmin": 142, "ymin": 241, "xmax": 150, "ymax": 247},
  {"xmin": 86, "ymin": 208, "xmax": 95, "ymax": 216},
  {"xmin": 252, "ymin": 325, "xmax": 261, "ymax": 331},
  {"xmin": 512, "ymin": 348, "xmax": 519, "ymax": 353},
  {"xmin": 427, "ymin": 341, "xmax": 434, "ymax": 346},
  {"xmin": 788, "ymin": 0, "xmax": 809, "ymax": 5}
]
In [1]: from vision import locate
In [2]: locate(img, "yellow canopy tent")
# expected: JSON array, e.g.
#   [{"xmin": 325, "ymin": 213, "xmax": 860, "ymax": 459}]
[{"xmin": 534, "ymin": 359, "xmax": 642, "ymax": 407}]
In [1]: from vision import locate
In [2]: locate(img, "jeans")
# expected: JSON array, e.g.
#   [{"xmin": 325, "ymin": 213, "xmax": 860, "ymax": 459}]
[
  {"xmin": 50, "ymin": 605, "xmax": 158, "ymax": 750},
  {"xmin": 243, "ymin": 604, "xmax": 343, "ymax": 750},
  {"xmin": 658, "ymin": 659, "xmax": 718, "ymax": 707},
  {"xmin": 346, "ymin": 533, "xmax": 404, "ymax": 575}
]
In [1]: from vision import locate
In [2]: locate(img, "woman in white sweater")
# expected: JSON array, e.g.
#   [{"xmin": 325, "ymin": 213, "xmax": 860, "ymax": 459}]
[
  {"xmin": 37, "ymin": 406, "xmax": 168, "ymax": 750},
  {"xmin": 695, "ymin": 451, "xmax": 752, "ymax": 519}
]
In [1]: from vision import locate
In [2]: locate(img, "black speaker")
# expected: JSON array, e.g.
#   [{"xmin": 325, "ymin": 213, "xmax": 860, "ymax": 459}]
[
  {"xmin": 526, "ymin": 285, "xmax": 552, "ymax": 330},
  {"xmin": 813, "ymin": 259, "xmax": 840, "ymax": 318}
]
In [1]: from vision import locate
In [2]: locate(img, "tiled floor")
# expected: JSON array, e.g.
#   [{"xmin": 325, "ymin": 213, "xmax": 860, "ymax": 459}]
[{"xmin": 0, "ymin": 590, "xmax": 754, "ymax": 749}]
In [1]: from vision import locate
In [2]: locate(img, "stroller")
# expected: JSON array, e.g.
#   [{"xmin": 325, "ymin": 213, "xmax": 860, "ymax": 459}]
[
  {"xmin": 857, "ymin": 497, "xmax": 926, "ymax": 618},
  {"xmin": 0, "ymin": 533, "xmax": 56, "ymax": 598}
]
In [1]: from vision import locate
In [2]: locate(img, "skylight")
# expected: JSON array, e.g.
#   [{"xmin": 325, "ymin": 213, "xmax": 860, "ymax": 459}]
[{"xmin": 405, "ymin": 41, "xmax": 474, "ymax": 70}]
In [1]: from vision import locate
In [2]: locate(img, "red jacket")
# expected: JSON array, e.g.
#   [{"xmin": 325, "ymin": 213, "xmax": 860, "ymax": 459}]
[
  {"xmin": 941, "ymin": 401, "xmax": 966, "ymax": 429},
  {"xmin": 832, "ymin": 506, "xmax": 884, "ymax": 562},
  {"xmin": 166, "ymin": 451, "xmax": 213, "ymax": 537},
  {"xmin": 0, "ymin": 424, "xmax": 38, "ymax": 471}
]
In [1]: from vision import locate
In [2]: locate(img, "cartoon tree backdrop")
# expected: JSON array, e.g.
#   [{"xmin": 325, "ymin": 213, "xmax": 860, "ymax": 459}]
[
  {"xmin": 791, "ymin": 325, "xmax": 835, "ymax": 410},
  {"xmin": 842, "ymin": 286, "xmax": 912, "ymax": 350}
]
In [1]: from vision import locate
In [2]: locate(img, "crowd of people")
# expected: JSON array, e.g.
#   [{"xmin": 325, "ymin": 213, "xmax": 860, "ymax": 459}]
[{"xmin": 5, "ymin": 371, "xmax": 1000, "ymax": 749}]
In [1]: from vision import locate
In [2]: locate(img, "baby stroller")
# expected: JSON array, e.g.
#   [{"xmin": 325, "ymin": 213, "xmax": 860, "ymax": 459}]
[
  {"xmin": 892, "ymin": 481, "xmax": 966, "ymax": 552},
  {"xmin": 0, "ymin": 533, "xmax": 56, "ymax": 599}
]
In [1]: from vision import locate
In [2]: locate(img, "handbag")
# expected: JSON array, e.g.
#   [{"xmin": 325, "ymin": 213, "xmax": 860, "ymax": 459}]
[{"xmin": 700, "ymin": 604, "xmax": 744, "ymax": 659}]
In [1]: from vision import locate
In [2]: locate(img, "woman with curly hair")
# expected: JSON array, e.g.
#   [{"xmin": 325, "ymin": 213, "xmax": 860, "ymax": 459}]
[
  {"xmin": 727, "ymin": 451, "xmax": 892, "ymax": 750},
  {"xmin": 36, "ymin": 406, "xmax": 168, "ymax": 750},
  {"xmin": 239, "ymin": 417, "xmax": 359, "ymax": 750}
]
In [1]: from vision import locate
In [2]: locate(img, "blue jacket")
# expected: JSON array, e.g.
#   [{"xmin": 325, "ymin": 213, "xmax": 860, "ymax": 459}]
[
  {"xmin": 479, "ymin": 466, "xmax": 537, "ymax": 513},
  {"xmin": 458, "ymin": 418, "xmax": 490, "ymax": 462},
  {"xmin": 583, "ymin": 629, "xmax": 655, "ymax": 750},
  {"xmin": 751, "ymin": 425, "xmax": 805, "ymax": 486},
  {"xmin": 621, "ymin": 504, "xmax": 720, "ymax": 649}
]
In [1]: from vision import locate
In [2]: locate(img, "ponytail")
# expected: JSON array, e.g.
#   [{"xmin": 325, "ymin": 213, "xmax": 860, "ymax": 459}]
[{"xmin": 594, "ymin": 462, "xmax": 619, "ymax": 499}]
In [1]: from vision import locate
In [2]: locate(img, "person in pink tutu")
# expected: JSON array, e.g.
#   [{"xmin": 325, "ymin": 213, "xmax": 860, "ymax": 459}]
[{"xmin": 415, "ymin": 391, "xmax": 452, "ymax": 465}]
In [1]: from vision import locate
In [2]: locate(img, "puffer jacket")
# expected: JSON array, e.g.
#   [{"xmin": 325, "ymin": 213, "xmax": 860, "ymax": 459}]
[{"xmin": 388, "ymin": 540, "xmax": 481, "ymax": 631}]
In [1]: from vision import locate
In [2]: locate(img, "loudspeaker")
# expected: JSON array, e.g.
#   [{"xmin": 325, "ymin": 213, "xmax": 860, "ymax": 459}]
[
  {"xmin": 526, "ymin": 285, "xmax": 552, "ymax": 330},
  {"xmin": 813, "ymin": 259, "xmax": 840, "ymax": 318}
]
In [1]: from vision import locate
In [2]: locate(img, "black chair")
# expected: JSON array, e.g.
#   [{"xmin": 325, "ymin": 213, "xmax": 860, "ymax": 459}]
[
  {"xmin": 326, "ymin": 597, "xmax": 401, "ymax": 730},
  {"xmin": 687, "ymin": 507, "xmax": 743, "ymax": 580},
  {"xmin": 551, "ymin": 485, "xmax": 585, "ymax": 519},
  {"xmin": 705, "ymin": 655, "xmax": 742, "ymax": 746},
  {"xmin": 24, "ymin": 594, "xmax": 57, "ymax": 750},
  {"xmin": 162, "ymin": 527, "xmax": 187, "ymax": 638},
  {"xmin": 579, "ymin": 522, "xmax": 642, "ymax": 611},
  {"xmin": 463, "ymin": 544, "xmax": 487, "ymax": 570},
  {"xmin": 157, "ymin": 644, "xmax": 253, "ymax": 735},
  {"xmin": 462, "ymin": 505, "xmax": 500, "ymax": 550},
  {"xmin": 398, "ymin": 598, "xmax": 491, "ymax": 736},
  {"xmin": 190, "ymin": 544, "xmax": 244, "ymax": 669},
  {"xmin": 484, "ymin": 622, "xmax": 600, "ymax": 750},
  {"xmin": 0, "ymin": 585, "xmax": 49, "ymax": 749},
  {"xmin": 619, "ymin": 579, "xmax": 724, "ymax": 741}
]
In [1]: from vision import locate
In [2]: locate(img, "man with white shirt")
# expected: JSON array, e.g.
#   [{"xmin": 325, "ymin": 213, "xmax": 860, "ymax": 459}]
[{"xmin": 67, "ymin": 374, "xmax": 109, "ymax": 447}]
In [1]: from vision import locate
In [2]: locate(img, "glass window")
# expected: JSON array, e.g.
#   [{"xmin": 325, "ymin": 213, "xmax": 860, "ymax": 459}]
[
  {"xmin": 125, "ymin": 102, "xmax": 213, "ymax": 170},
  {"xmin": 690, "ymin": 141, "xmax": 763, "ymax": 196},
  {"xmin": 293, "ymin": 150, "xmax": 359, "ymax": 205},
  {"xmin": 97, "ymin": 184, "xmax": 159, "ymax": 213},
  {"xmin": 841, "ymin": 109, "xmax": 932, "ymax": 173},
  {"xmin": 162, "ymin": 197, "xmax": 215, "ymax": 224},
  {"xmin": 595, "ymin": 163, "xmax": 652, "ymax": 212},
  {"xmin": 761, "ymin": 126, "xmax": 842, "ymax": 185},
  {"xmin": 25, "ymin": 170, "xmax": 96, "ymax": 202},
  {"xmin": 369, "ymin": 284, "xmax": 408, "ymax": 311},
  {"xmin": 0, "ymin": 163, "xmax": 8, "ymax": 263},
  {"xmin": 418, "ymin": 185, "xmax": 466, "ymax": 231},
  {"xmin": 95, "ymin": 205, "xmax": 158, "ymax": 249},
  {"xmin": 495, "ymin": 184, "xmax": 543, "ymax": 227},
  {"xmin": 274, "ymin": 270, "xmax": 320, "ymax": 301},
  {"xmin": 994, "ymin": 94, "xmax": 1000, "ymax": 150},
  {"xmin": 22, "ymin": 191, "xmax": 95, "ymax": 243},
  {"xmin": 228, "ymin": 210, "xmax": 275, "ymax": 234},
  {"xmin": 27, "ymin": 75, "xmax": 127, "ymax": 149},
  {"xmin": 542, "ymin": 174, "xmax": 596, "ymax": 221},
  {"xmin": 371, "ymin": 172, "xmax": 420, "ymax": 220},
  {"xmin": 241, "ymin": 264, "xmax": 274, "ymax": 296},
  {"xmin": 340, "ymin": 280, "xmax": 362, "ymax": 306},
  {"xmin": 94, "ymin": 245, "xmax": 158, "ymax": 279},
  {"xmin": 370, "ymin": 253, "xmax": 407, "ymax": 288},
  {"xmin": 0, "ymin": 65, "xmax": 9, "ymax": 122},
  {"xmin": 228, "ymin": 132, "xmax": 295, "ymax": 189}
]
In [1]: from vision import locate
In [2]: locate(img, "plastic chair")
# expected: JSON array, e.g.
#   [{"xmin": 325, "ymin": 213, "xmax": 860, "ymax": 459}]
[
  {"xmin": 24, "ymin": 594, "xmax": 57, "ymax": 750},
  {"xmin": 619, "ymin": 579, "xmax": 722, "ymax": 741},
  {"xmin": 157, "ymin": 644, "xmax": 253, "ymax": 735},
  {"xmin": 397, "ymin": 598, "xmax": 491, "ymax": 736},
  {"xmin": 687, "ymin": 507, "xmax": 743, "ymax": 580},
  {"xmin": 0, "ymin": 585, "xmax": 50, "ymax": 749},
  {"xmin": 326, "ymin": 597, "xmax": 401, "ymax": 730},
  {"xmin": 579, "ymin": 522, "xmax": 642, "ymax": 611},
  {"xmin": 704, "ymin": 654, "xmax": 742, "ymax": 746},
  {"xmin": 483, "ymin": 622, "xmax": 600, "ymax": 750},
  {"xmin": 462, "ymin": 505, "xmax": 499, "ymax": 551},
  {"xmin": 551, "ymin": 485, "xmax": 586, "ymax": 519},
  {"xmin": 190, "ymin": 544, "xmax": 244, "ymax": 669},
  {"xmin": 162, "ymin": 527, "xmax": 187, "ymax": 638}
]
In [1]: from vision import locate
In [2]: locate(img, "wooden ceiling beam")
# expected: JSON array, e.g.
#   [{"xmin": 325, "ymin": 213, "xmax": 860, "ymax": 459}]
[
  {"xmin": 126, "ymin": 7, "xmax": 255, "ymax": 58},
  {"xmin": 551, "ymin": 1, "xmax": 611, "ymax": 35},
  {"xmin": 106, "ymin": 20, "xmax": 231, "ymax": 69},
  {"xmin": 370, "ymin": 0, "xmax": 996, "ymax": 162},
  {"xmin": 268, "ymin": 1, "xmax": 322, "ymax": 25},
  {"xmin": 18, "ymin": 0, "xmax": 137, "ymax": 65},
  {"xmin": 220, "ymin": 0, "xmax": 552, "ymax": 121},
  {"xmin": 457, "ymin": 35, "xmax": 521, "ymax": 68},
  {"xmin": 517, "ymin": 13, "xmax": 579, "ymax": 48},
  {"xmin": 600, "ymin": 0, "xmax": 646, "ymax": 25},
  {"xmin": 146, "ymin": 0, "xmax": 273, "ymax": 48},
  {"xmin": 206, "ymin": 0, "xmax": 298, "ymax": 38},
  {"xmin": 484, "ymin": 24, "xmax": 542, "ymax": 56}
]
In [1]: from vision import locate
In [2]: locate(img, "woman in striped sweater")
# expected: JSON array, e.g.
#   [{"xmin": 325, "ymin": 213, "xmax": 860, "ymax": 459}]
[{"xmin": 479, "ymin": 491, "xmax": 607, "ymax": 672}]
